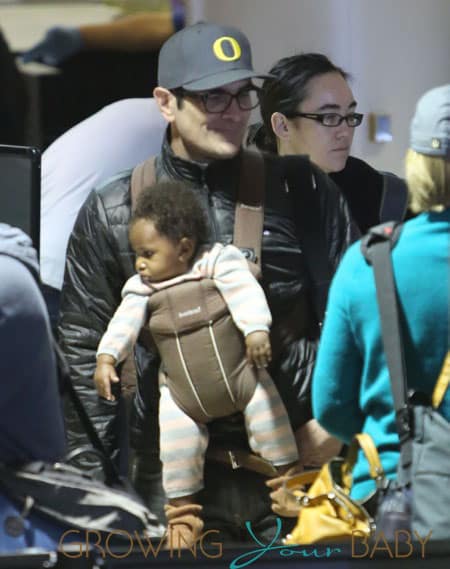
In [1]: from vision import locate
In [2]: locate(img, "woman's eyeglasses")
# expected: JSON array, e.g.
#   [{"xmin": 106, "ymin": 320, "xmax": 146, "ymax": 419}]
[{"xmin": 285, "ymin": 112, "xmax": 364, "ymax": 127}]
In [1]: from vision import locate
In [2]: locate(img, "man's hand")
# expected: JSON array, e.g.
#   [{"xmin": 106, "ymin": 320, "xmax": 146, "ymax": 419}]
[
  {"xmin": 94, "ymin": 354, "xmax": 120, "ymax": 401},
  {"xmin": 295, "ymin": 419, "xmax": 342, "ymax": 468},
  {"xmin": 265, "ymin": 464, "xmax": 306, "ymax": 518},
  {"xmin": 245, "ymin": 330, "xmax": 272, "ymax": 368}
]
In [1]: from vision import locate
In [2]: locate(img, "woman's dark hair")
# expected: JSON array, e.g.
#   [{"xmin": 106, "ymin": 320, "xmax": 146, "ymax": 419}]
[
  {"xmin": 252, "ymin": 53, "xmax": 350, "ymax": 153},
  {"xmin": 130, "ymin": 181, "xmax": 209, "ymax": 245}
]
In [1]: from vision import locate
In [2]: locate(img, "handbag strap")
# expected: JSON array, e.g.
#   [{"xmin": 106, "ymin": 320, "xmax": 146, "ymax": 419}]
[
  {"xmin": 361, "ymin": 223, "xmax": 416, "ymax": 472},
  {"xmin": 432, "ymin": 351, "xmax": 450, "ymax": 409},
  {"xmin": 344, "ymin": 433, "xmax": 386, "ymax": 485},
  {"xmin": 371, "ymin": 240, "xmax": 409, "ymax": 429},
  {"xmin": 360, "ymin": 222, "xmax": 411, "ymax": 445}
]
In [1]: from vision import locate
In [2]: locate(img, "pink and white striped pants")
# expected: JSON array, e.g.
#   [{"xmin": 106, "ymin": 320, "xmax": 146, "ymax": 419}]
[{"xmin": 159, "ymin": 370, "xmax": 298, "ymax": 499}]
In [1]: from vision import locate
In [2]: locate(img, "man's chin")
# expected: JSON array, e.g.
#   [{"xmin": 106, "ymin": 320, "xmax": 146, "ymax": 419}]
[
  {"xmin": 204, "ymin": 143, "xmax": 241, "ymax": 161},
  {"xmin": 209, "ymin": 131, "xmax": 244, "ymax": 156}
]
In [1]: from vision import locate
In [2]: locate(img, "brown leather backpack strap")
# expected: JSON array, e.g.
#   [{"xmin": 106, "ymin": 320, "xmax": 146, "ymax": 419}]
[
  {"xmin": 233, "ymin": 150, "xmax": 265, "ymax": 267},
  {"xmin": 130, "ymin": 156, "xmax": 157, "ymax": 211}
]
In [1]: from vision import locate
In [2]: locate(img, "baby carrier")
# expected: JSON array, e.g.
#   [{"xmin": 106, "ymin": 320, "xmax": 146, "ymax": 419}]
[{"xmin": 131, "ymin": 152, "xmax": 266, "ymax": 423}]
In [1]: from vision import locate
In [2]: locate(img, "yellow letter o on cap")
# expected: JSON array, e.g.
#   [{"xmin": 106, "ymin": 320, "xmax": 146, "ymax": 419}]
[{"xmin": 212, "ymin": 37, "xmax": 241, "ymax": 62}]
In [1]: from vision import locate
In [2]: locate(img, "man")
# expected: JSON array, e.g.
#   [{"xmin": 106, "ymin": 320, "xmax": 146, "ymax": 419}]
[{"xmin": 58, "ymin": 22, "xmax": 355, "ymax": 542}]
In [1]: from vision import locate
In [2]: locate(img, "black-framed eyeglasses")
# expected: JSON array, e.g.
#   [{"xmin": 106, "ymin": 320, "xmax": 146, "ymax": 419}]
[
  {"xmin": 285, "ymin": 112, "xmax": 364, "ymax": 127},
  {"xmin": 175, "ymin": 86, "xmax": 260, "ymax": 113}
]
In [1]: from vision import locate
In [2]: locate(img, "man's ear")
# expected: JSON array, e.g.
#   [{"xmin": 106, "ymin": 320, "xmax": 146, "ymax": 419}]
[
  {"xmin": 178, "ymin": 237, "xmax": 196, "ymax": 263},
  {"xmin": 271, "ymin": 112, "xmax": 290, "ymax": 140},
  {"xmin": 153, "ymin": 86, "xmax": 176, "ymax": 123}
]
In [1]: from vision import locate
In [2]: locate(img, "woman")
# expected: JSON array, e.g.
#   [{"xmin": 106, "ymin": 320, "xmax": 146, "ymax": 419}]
[
  {"xmin": 254, "ymin": 53, "xmax": 408, "ymax": 234},
  {"xmin": 312, "ymin": 84, "xmax": 450, "ymax": 501},
  {"xmin": 257, "ymin": 54, "xmax": 373, "ymax": 483}
]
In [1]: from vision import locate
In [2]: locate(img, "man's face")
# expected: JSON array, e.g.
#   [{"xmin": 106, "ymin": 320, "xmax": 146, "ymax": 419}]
[
  {"xmin": 170, "ymin": 80, "xmax": 253, "ymax": 162},
  {"xmin": 286, "ymin": 72, "xmax": 357, "ymax": 173}
]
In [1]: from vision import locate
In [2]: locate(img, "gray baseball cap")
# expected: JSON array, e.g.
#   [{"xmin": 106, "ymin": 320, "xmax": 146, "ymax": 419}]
[
  {"xmin": 410, "ymin": 84, "xmax": 450, "ymax": 156},
  {"xmin": 157, "ymin": 22, "xmax": 271, "ymax": 91}
]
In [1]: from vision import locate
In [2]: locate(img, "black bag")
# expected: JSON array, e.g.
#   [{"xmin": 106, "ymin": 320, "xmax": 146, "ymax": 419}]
[
  {"xmin": 361, "ymin": 222, "xmax": 450, "ymax": 542},
  {"xmin": 0, "ymin": 340, "xmax": 165, "ymax": 541},
  {"xmin": 378, "ymin": 171, "xmax": 408, "ymax": 223},
  {"xmin": 0, "ymin": 461, "xmax": 164, "ymax": 539}
]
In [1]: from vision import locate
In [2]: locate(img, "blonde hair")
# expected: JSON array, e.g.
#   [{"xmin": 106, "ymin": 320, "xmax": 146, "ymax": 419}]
[{"xmin": 405, "ymin": 149, "xmax": 450, "ymax": 213}]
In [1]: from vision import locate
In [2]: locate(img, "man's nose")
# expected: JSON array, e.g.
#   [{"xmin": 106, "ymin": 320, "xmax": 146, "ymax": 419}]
[{"xmin": 221, "ymin": 97, "xmax": 246, "ymax": 121}]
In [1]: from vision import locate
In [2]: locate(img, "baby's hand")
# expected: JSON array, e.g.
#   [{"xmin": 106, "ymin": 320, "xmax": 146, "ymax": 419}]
[
  {"xmin": 245, "ymin": 331, "xmax": 272, "ymax": 369},
  {"xmin": 94, "ymin": 355, "xmax": 120, "ymax": 401}
]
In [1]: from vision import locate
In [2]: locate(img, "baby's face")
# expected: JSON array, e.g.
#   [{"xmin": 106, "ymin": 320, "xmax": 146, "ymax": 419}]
[{"xmin": 129, "ymin": 219, "xmax": 187, "ymax": 283}]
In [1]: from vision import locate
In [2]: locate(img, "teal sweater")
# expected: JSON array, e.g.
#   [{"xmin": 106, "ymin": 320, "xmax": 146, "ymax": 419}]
[{"xmin": 312, "ymin": 209, "xmax": 450, "ymax": 500}]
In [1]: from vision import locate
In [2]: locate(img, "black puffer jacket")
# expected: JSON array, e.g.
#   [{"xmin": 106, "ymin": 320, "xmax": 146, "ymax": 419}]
[{"xmin": 59, "ymin": 136, "xmax": 355, "ymax": 466}]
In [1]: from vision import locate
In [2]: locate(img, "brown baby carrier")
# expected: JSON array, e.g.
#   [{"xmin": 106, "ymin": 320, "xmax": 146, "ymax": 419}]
[{"xmin": 131, "ymin": 152, "xmax": 266, "ymax": 423}]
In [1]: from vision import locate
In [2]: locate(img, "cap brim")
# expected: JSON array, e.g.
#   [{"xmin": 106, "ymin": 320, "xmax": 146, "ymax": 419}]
[{"xmin": 182, "ymin": 69, "xmax": 273, "ymax": 91}]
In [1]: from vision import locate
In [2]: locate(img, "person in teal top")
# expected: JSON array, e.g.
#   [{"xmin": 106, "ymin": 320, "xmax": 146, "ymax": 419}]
[{"xmin": 312, "ymin": 84, "xmax": 450, "ymax": 501}]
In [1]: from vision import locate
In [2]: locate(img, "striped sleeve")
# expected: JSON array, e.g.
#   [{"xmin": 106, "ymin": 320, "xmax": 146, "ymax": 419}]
[
  {"xmin": 96, "ymin": 275, "xmax": 150, "ymax": 363},
  {"xmin": 209, "ymin": 244, "xmax": 272, "ymax": 336}
]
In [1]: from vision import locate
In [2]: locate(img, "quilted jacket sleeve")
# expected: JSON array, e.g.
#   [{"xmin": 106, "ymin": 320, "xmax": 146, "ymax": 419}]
[
  {"xmin": 58, "ymin": 186, "xmax": 130, "ymax": 469},
  {"xmin": 312, "ymin": 162, "xmax": 360, "ymax": 273},
  {"xmin": 269, "ymin": 159, "xmax": 358, "ymax": 431}
]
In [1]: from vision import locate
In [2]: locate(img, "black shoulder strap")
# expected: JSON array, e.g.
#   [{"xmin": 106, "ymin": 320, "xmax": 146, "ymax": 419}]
[
  {"xmin": 233, "ymin": 150, "xmax": 265, "ymax": 267},
  {"xmin": 360, "ymin": 221, "xmax": 403, "ymax": 263},
  {"xmin": 379, "ymin": 172, "xmax": 408, "ymax": 223},
  {"xmin": 283, "ymin": 155, "xmax": 331, "ymax": 324},
  {"xmin": 360, "ymin": 222, "xmax": 412, "ymax": 446},
  {"xmin": 53, "ymin": 338, "xmax": 123, "ymax": 486}
]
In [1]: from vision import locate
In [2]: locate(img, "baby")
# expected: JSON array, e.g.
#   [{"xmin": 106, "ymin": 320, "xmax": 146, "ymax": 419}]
[{"xmin": 95, "ymin": 181, "xmax": 298, "ymax": 545}]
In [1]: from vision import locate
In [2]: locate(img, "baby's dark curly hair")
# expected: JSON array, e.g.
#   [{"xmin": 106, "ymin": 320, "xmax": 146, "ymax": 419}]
[{"xmin": 130, "ymin": 181, "xmax": 210, "ymax": 245}]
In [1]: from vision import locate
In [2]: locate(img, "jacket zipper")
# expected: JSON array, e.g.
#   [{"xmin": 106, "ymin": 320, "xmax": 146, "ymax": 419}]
[{"xmin": 200, "ymin": 175, "xmax": 220, "ymax": 242}]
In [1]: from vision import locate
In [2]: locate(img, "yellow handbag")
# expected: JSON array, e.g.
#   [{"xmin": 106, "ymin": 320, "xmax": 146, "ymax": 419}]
[{"xmin": 283, "ymin": 433, "xmax": 386, "ymax": 545}]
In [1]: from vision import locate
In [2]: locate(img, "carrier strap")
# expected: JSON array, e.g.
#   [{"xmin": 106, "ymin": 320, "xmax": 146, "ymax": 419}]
[
  {"xmin": 233, "ymin": 151, "xmax": 265, "ymax": 267},
  {"xmin": 130, "ymin": 156, "xmax": 156, "ymax": 211},
  {"xmin": 131, "ymin": 151, "xmax": 265, "ymax": 266}
]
